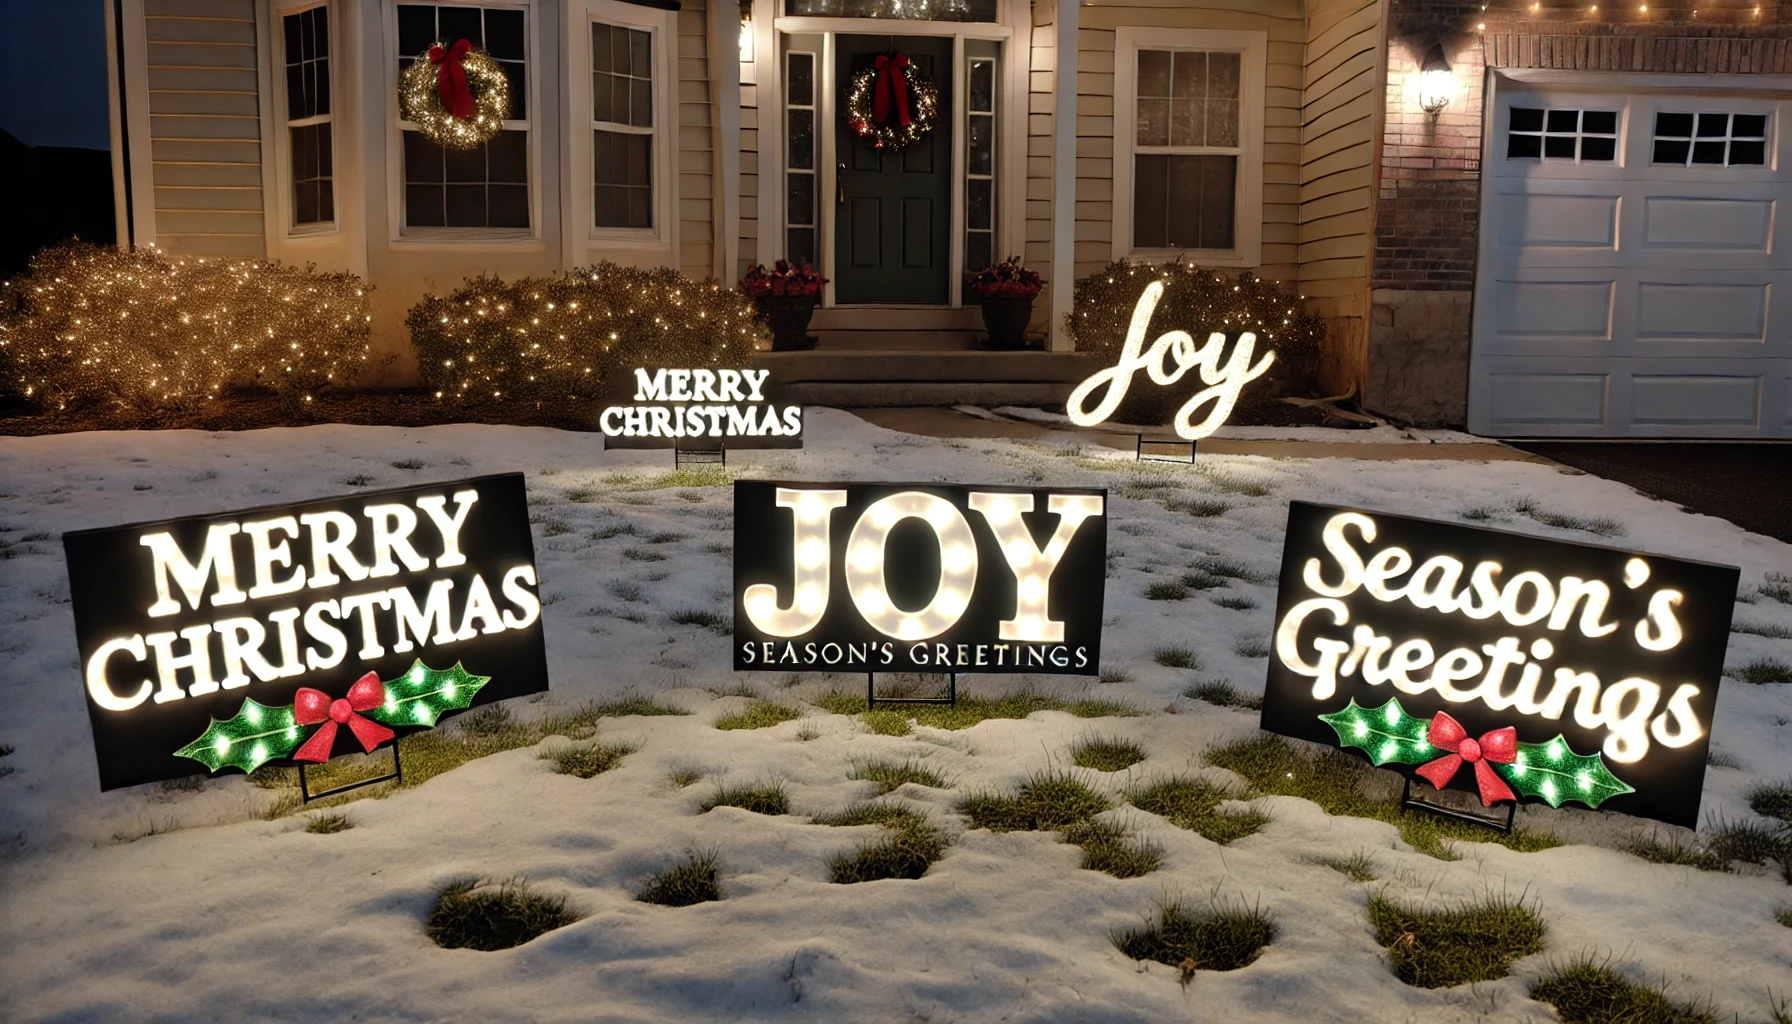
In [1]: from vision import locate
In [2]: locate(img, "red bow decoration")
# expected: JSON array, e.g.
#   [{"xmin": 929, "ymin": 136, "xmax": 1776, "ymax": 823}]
[
  {"xmin": 428, "ymin": 39, "xmax": 476, "ymax": 120},
  {"xmin": 872, "ymin": 53, "xmax": 913, "ymax": 128},
  {"xmin": 292, "ymin": 672, "xmax": 396, "ymax": 763},
  {"xmin": 1414, "ymin": 712, "xmax": 1517, "ymax": 806}
]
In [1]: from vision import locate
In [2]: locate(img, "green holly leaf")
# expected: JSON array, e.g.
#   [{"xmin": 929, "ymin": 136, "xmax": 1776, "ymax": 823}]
[
  {"xmin": 364, "ymin": 660, "xmax": 491, "ymax": 728},
  {"xmin": 1318, "ymin": 696, "xmax": 1437, "ymax": 766},
  {"xmin": 1497, "ymin": 735, "xmax": 1635, "ymax": 809},
  {"xmin": 173, "ymin": 698, "xmax": 310, "ymax": 775}
]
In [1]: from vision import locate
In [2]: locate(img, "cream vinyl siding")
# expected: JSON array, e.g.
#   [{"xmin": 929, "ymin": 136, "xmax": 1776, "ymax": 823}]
[
  {"xmin": 736, "ymin": 23, "xmax": 759, "ymax": 277},
  {"xmin": 1299, "ymin": 0, "xmax": 1381, "ymax": 392},
  {"xmin": 677, "ymin": 0, "xmax": 715, "ymax": 279},
  {"xmin": 145, "ymin": 0, "xmax": 267, "ymax": 256}
]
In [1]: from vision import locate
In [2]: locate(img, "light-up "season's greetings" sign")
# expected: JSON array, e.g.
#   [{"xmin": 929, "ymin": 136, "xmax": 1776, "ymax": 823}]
[
  {"xmin": 64, "ymin": 474, "xmax": 550, "ymax": 790},
  {"xmin": 1066, "ymin": 280, "xmax": 1275, "ymax": 440},
  {"xmin": 1261, "ymin": 502, "xmax": 1738, "ymax": 828},
  {"xmin": 599, "ymin": 367, "xmax": 803, "ymax": 448},
  {"xmin": 733, "ymin": 481, "xmax": 1107, "ymax": 673}
]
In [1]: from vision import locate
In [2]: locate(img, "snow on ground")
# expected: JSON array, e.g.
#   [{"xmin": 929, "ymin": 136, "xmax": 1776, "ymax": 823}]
[
  {"xmin": 982, "ymin": 404, "xmax": 1486, "ymax": 445},
  {"xmin": 0, "ymin": 410, "xmax": 1788, "ymax": 1023}
]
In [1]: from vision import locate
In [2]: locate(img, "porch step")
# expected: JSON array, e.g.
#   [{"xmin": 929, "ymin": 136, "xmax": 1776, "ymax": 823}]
[
  {"xmin": 809, "ymin": 305, "xmax": 987, "ymax": 353},
  {"xmin": 812, "ymin": 329, "xmax": 980, "ymax": 351},
  {"xmin": 756, "ymin": 350, "xmax": 1099, "ymax": 408}
]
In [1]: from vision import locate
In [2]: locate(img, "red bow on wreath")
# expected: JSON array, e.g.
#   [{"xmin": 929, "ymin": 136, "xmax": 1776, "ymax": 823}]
[
  {"xmin": 1414, "ymin": 712, "xmax": 1517, "ymax": 806},
  {"xmin": 428, "ymin": 38, "xmax": 477, "ymax": 120},
  {"xmin": 872, "ymin": 53, "xmax": 913, "ymax": 128},
  {"xmin": 292, "ymin": 672, "xmax": 397, "ymax": 762}
]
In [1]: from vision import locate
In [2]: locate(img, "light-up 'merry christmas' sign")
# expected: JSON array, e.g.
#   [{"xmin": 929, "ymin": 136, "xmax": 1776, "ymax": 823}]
[
  {"xmin": 1261, "ymin": 502, "xmax": 1738, "ymax": 828},
  {"xmin": 1066, "ymin": 280, "xmax": 1275, "ymax": 440},
  {"xmin": 599, "ymin": 367, "xmax": 802, "ymax": 449},
  {"xmin": 64, "ymin": 473, "xmax": 549, "ymax": 790},
  {"xmin": 733, "ymin": 481, "xmax": 1107, "ymax": 674}
]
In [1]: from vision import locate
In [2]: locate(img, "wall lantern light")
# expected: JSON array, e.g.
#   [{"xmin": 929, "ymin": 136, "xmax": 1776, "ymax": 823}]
[{"xmin": 1418, "ymin": 45, "xmax": 1455, "ymax": 114}]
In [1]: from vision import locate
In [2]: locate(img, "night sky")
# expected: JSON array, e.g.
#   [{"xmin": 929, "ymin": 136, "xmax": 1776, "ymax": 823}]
[{"xmin": 0, "ymin": 0, "xmax": 111, "ymax": 151}]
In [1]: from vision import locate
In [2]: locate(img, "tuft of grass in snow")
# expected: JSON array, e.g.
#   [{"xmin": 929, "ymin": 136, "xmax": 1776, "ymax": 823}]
[
  {"xmin": 1750, "ymin": 781, "xmax": 1792, "ymax": 823},
  {"xmin": 1129, "ymin": 776, "xmax": 1268, "ymax": 844},
  {"xmin": 342, "ymin": 474, "xmax": 376, "ymax": 487},
  {"xmin": 1061, "ymin": 817, "xmax": 1163, "ymax": 878},
  {"xmin": 1188, "ymin": 556, "xmax": 1274, "ymax": 584},
  {"xmin": 646, "ymin": 531, "xmax": 686, "ymax": 544},
  {"xmin": 1529, "ymin": 954, "xmax": 1719, "ymax": 1024},
  {"xmin": 564, "ymin": 486, "xmax": 599, "ymax": 503},
  {"xmin": 1622, "ymin": 830, "xmax": 1729, "ymax": 872},
  {"xmin": 1233, "ymin": 638, "xmax": 1271, "ymax": 659},
  {"xmin": 816, "ymin": 804, "xmax": 948, "ymax": 883},
  {"xmin": 1099, "ymin": 667, "xmax": 1133, "ymax": 684},
  {"xmin": 1164, "ymin": 497, "xmax": 1231, "ymax": 518},
  {"xmin": 713, "ymin": 701, "xmax": 804, "ymax": 731},
  {"xmin": 1760, "ymin": 572, "xmax": 1792, "ymax": 604},
  {"xmin": 1778, "ymin": 907, "xmax": 1792, "ymax": 928},
  {"xmin": 1072, "ymin": 736, "xmax": 1148, "ymax": 772},
  {"xmin": 602, "ymin": 466, "xmax": 731, "ymax": 491},
  {"xmin": 669, "ymin": 607, "xmax": 731, "ymax": 634},
  {"xmin": 1460, "ymin": 506, "xmax": 1499, "ymax": 521},
  {"xmin": 1204, "ymin": 734, "xmax": 1560, "ymax": 859},
  {"xmin": 592, "ymin": 522, "xmax": 638, "ymax": 540},
  {"xmin": 1182, "ymin": 680, "xmax": 1262, "ymax": 711},
  {"xmin": 1367, "ymin": 892, "xmax": 1545, "ymax": 989},
  {"xmin": 1732, "ymin": 622, "xmax": 1792, "ymax": 641},
  {"xmin": 1211, "ymin": 593, "xmax": 1258, "ymax": 610},
  {"xmin": 607, "ymin": 580, "xmax": 646, "ymax": 602},
  {"xmin": 811, "ymin": 689, "xmax": 1132, "ymax": 732},
  {"xmin": 635, "ymin": 850, "xmax": 723, "ymax": 907},
  {"xmin": 850, "ymin": 757, "xmax": 948, "ymax": 794},
  {"xmin": 1178, "ymin": 569, "xmax": 1229, "ymax": 591},
  {"xmin": 1144, "ymin": 581, "xmax": 1190, "ymax": 601},
  {"xmin": 391, "ymin": 458, "xmax": 427, "ymax": 470},
  {"xmin": 1198, "ymin": 467, "xmax": 1272, "ymax": 497},
  {"xmin": 541, "ymin": 740, "xmax": 638, "ymax": 779},
  {"xmin": 1707, "ymin": 748, "xmax": 1743, "ymax": 770},
  {"xmin": 540, "ymin": 518, "xmax": 573, "ymax": 537},
  {"xmin": 862, "ymin": 710, "xmax": 914, "ymax": 736},
  {"xmin": 1111, "ymin": 894, "xmax": 1275, "ymax": 974},
  {"xmin": 1729, "ymin": 658, "xmax": 1792, "ymax": 684},
  {"xmin": 1310, "ymin": 850, "xmax": 1377, "ymax": 882},
  {"xmin": 1704, "ymin": 815, "xmax": 1791, "ymax": 868},
  {"xmin": 702, "ymin": 780, "xmax": 789, "ymax": 815},
  {"xmin": 622, "ymin": 547, "xmax": 667, "ymax": 562},
  {"xmin": 425, "ymin": 878, "xmax": 582, "ymax": 951},
  {"xmin": 1153, "ymin": 646, "xmax": 1197, "ymax": 669},
  {"xmin": 539, "ymin": 695, "xmax": 689, "ymax": 740},
  {"xmin": 705, "ymin": 681, "xmax": 759, "ymax": 699},
  {"xmin": 304, "ymin": 812, "xmax": 353, "ymax": 834},
  {"xmin": 959, "ymin": 769, "xmax": 1110, "ymax": 832},
  {"xmin": 1513, "ymin": 498, "xmax": 1626, "ymax": 537},
  {"xmin": 668, "ymin": 767, "xmax": 705, "ymax": 788}
]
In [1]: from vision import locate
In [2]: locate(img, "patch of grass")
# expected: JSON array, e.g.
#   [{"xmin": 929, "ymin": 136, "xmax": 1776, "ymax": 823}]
[
  {"xmin": 703, "ymin": 541, "xmax": 731, "ymax": 556},
  {"xmin": 701, "ymin": 780, "xmax": 789, "ymax": 815},
  {"xmin": 1211, "ymin": 594, "xmax": 1258, "ymax": 610},
  {"xmin": 1368, "ymin": 892, "xmax": 1545, "ymax": 989},
  {"xmin": 1729, "ymin": 658, "xmax": 1792, "ymax": 684},
  {"xmin": 1733, "ymin": 621, "xmax": 1792, "ymax": 640},
  {"xmin": 862, "ymin": 710, "xmax": 914, "ymax": 736},
  {"xmin": 1622, "ymin": 830, "xmax": 1728, "ymax": 872},
  {"xmin": 1099, "ymin": 667, "xmax": 1133, "ymax": 684},
  {"xmin": 811, "ymin": 690, "xmax": 866, "ymax": 715},
  {"xmin": 564, "ymin": 486, "xmax": 600, "ymax": 503},
  {"xmin": 1062, "ymin": 817, "xmax": 1163, "ymax": 878},
  {"xmin": 1178, "ymin": 569, "xmax": 1229, "ymax": 590},
  {"xmin": 1513, "ymin": 499, "xmax": 1626, "ymax": 537},
  {"xmin": 623, "ymin": 547, "xmax": 668, "ymax": 562},
  {"xmin": 1530, "ymin": 955, "xmax": 1719, "ymax": 1024},
  {"xmin": 959, "ymin": 769, "xmax": 1110, "ymax": 832},
  {"xmin": 1182, "ymin": 680, "xmax": 1262, "ymax": 711},
  {"xmin": 1199, "ymin": 467, "xmax": 1272, "ymax": 497},
  {"xmin": 1707, "ymin": 748, "xmax": 1743, "ymax": 770},
  {"xmin": 1460, "ymin": 506, "xmax": 1498, "ymax": 521},
  {"xmin": 1706, "ymin": 816, "xmax": 1791, "ymax": 866},
  {"xmin": 669, "ymin": 607, "xmax": 731, "ymax": 634},
  {"xmin": 1189, "ymin": 556, "xmax": 1274, "ymax": 584},
  {"xmin": 1760, "ymin": 572, "xmax": 1792, "ymax": 604},
  {"xmin": 705, "ymin": 681, "xmax": 759, "ymax": 698},
  {"xmin": 1072, "ymin": 736, "xmax": 1147, "ymax": 772},
  {"xmin": 592, "ymin": 522, "xmax": 638, "ymax": 540},
  {"xmin": 1311, "ymin": 850, "xmax": 1377, "ymax": 882},
  {"xmin": 811, "ymin": 688, "xmax": 1126, "ymax": 732},
  {"xmin": 540, "ymin": 518, "xmax": 573, "ymax": 537},
  {"xmin": 391, "ymin": 458, "xmax": 428, "ymax": 470},
  {"xmin": 1068, "ymin": 697, "xmax": 1141, "ymax": 718},
  {"xmin": 1749, "ymin": 781, "xmax": 1792, "ymax": 823},
  {"xmin": 1153, "ymin": 645, "xmax": 1197, "ymax": 669},
  {"xmin": 1112, "ymin": 894, "xmax": 1275, "ymax": 973},
  {"xmin": 342, "ymin": 474, "xmax": 376, "ymax": 487},
  {"xmin": 425, "ymin": 878, "xmax": 582, "ymax": 951},
  {"xmin": 1778, "ymin": 907, "xmax": 1792, "ymax": 928},
  {"xmin": 713, "ymin": 700, "xmax": 804, "ymax": 731},
  {"xmin": 795, "ymin": 721, "xmax": 821, "ymax": 741},
  {"xmin": 541, "ymin": 740, "xmax": 638, "ymax": 779},
  {"xmin": 647, "ymin": 531, "xmax": 686, "ymax": 544},
  {"xmin": 818, "ymin": 804, "xmax": 949, "ymax": 883},
  {"xmin": 1165, "ymin": 497, "xmax": 1231, "ymax": 517},
  {"xmin": 538, "ymin": 694, "xmax": 689, "ymax": 740},
  {"xmin": 1233, "ymin": 638, "xmax": 1271, "ymax": 659},
  {"xmin": 1204, "ymin": 734, "xmax": 1561, "ymax": 859},
  {"xmin": 850, "ymin": 757, "xmax": 948, "ymax": 794},
  {"xmin": 602, "ymin": 466, "xmax": 732, "ymax": 491},
  {"xmin": 1129, "ymin": 776, "xmax": 1268, "ymax": 844},
  {"xmin": 457, "ymin": 704, "xmax": 516, "ymax": 737},
  {"xmin": 669, "ymin": 767, "xmax": 704, "ymax": 787},
  {"xmin": 635, "ymin": 850, "xmax": 723, "ymax": 907},
  {"xmin": 1145, "ymin": 581, "xmax": 1191, "ymax": 601},
  {"xmin": 304, "ymin": 812, "xmax": 353, "ymax": 834}
]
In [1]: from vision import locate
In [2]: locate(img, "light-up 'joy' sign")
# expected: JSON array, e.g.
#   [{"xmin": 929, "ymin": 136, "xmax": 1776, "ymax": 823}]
[
  {"xmin": 733, "ymin": 481, "xmax": 1107, "ymax": 674},
  {"xmin": 64, "ymin": 474, "xmax": 550, "ymax": 790},
  {"xmin": 1065, "ymin": 280, "xmax": 1275, "ymax": 440},
  {"xmin": 599, "ymin": 367, "xmax": 803, "ymax": 449},
  {"xmin": 1260, "ymin": 501, "xmax": 1738, "ymax": 828}
]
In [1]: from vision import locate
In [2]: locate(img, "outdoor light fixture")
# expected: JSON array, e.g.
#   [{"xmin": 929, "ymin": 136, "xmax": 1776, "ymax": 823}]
[{"xmin": 1418, "ymin": 45, "xmax": 1455, "ymax": 114}]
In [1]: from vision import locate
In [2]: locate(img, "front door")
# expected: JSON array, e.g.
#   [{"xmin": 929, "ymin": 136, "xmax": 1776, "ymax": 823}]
[{"xmin": 834, "ymin": 35, "xmax": 952, "ymax": 304}]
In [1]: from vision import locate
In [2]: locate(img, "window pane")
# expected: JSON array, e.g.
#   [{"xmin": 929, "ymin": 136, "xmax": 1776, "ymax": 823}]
[
  {"xmin": 595, "ymin": 185, "xmax": 622, "ymax": 225},
  {"xmin": 1582, "ymin": 110, "xmax": 1617, "ymax": 135},
  {"xmin": 592, "ymin": 24, "xmax": 613, "ymax": 72},
  {"xmin": 1507, "ymin": 133, "xmax": 1542, "ymax": 159},
  {"xmin": 502, "ymin": 60, "xmax": 526, "ymax": 120},
  {"xmin": 1655, "ymin": 112, "xmax": 1693, "ymax": 137},
  {"xmin": 626, "ymin": 186, "xmax": 650, "ymax": 228},
  {"xmin": 445, "ymin": 142, "xmax": 486, "ymax": 182},
  {"xmin": 285, "ymin": 13, "xmax": 304, "ymax": 66},
  {"xmin": 1136, "ymin": 50, "xmax": 1171, "ymax": 98},
  {"xmin": 1171, "ymin": 51, "xmax": 1205, "ymax": 98},
  {"xmin": 310, "ymin": 7, "xmax": 328, "ymax": 58},
  {"xmin": 592, "ymin": 130, "xmax": 614, "ymax": 182},
  {"xmin": 613, "ymin": 27, "xmax": 632, "ymax": 75},
  {"xmin": 489, "ymin": 184, "xmax": 529, "ymax": 227},
  {"xmin": 407, "ymin": 184, "xmax": 445, "ymax": 226},
  {"xmin": 788, "ymin": 53, "xmax": 814, "ymax": 106},
  {"xmin": 1136, "ymin": 98, "xmax": 1169, "ymax": 147},
  {"xmin": 966, "ymin": 231, "xmax": 991, "ymax": 274},
  {"xmin": 397, "ymin": 5, "xmax": 435, "ymax": 58},
  {"xmin": 1691, "ymin": 140, "xmax": 1726, "ymax": 164},
  {"xmin": 1509, "ymin": 107, "xmax": 1544, "ymax": 132},
  {"xmin": 1546, "ymin": 109, "xmax": 1579, "ymax": 132},
  {"xmin": 969, "ymin": 60, "xmax": 993, "ymax": 113},
  {"xmin": 630, "ymin": 29, "xmax": 651, "ymax": 79},
  {"xmin": 1579, "ymin": 136, "xmax": 1615, "ymax": 162},
  {"xmin": 488, "ymin": 131, "xmax": 526, "ymax": 183},
  {"xmin": 296, "ymin": 181, "xmax": 319, "ymax": 226},
  {"xmin": 1169, "ymin": 98, "xmax": 1202, "ymax": 147},
  {"xmin": 1730, "ymin": 140, "xmax": 1766, "ymax": 165},
  {"xmin": 1195, "ymin": 154, "xmax": 1235, "ymax": 249},
  {"xmin": 485, "ymin": 9, "xmax": 524, "ymax": 60},
  {"xmin": 1543, "ymin": 136, "xmax": 1575, "ymax": 159},
  {"xmin": 1133, "ymin": 153, "xmax": 1166, "ymax": 249},
  {"xmin": 1695, "ymin": 113, "xmax": 1729, "ymax": 138},
  {"xmin": 1653, "ymin": 138, "xmax": 1690, "ymax": 165},
  {"xmin": 625, "ymin": 133, "xmax": 649, "ymax": 185},
  {"xmin": 1205, "ymin": 99, "xmax": 1237, "ymax": 147},
  {"xmin": 446, "ymin": 183, "xmax": 486, "ymax": 226},
  {"xmin": 593, "ymin": 72, "xmax": 613, "ymax": 121},
  {"xmin": 787, "ymin": 227, "xmax": 814, "ymax": 267},
  {"xmin": 287, "ymin": 63, "xmax": 307, "ymax": 121},
  {"xmin": 789, "ymin": 109, "xmax": 814, "ymax": 169},
  {"xmin": 969, "ymin": 114, "xmax": 993, "ymax": 176},
  {"xmin": 1733, "ymin": 114, "xmax": 1768, "ymax": 138},
  {"xmin": 1207, "ymin": 52, "xmax": 1239, "ymax": 100},
  {"xmin": 317, "ymin": 179, "xmax": 334, "ymax": 222},
  {"xmin": 438, "ymin": 6, "xmax": 483, "ymax": 49},
  {"xmin": 315, "ymin": 56, "xmax": 330, "ymax": 116},
  {"xmin": 968, "ymin": 178, "xmax": 991, "ymax": 230},
  {"xmin": 630, "ymin": 78, "xmax": 652, "ymax": 127},
  {"xmin": 787, "ymin": 173, "xmax": 814, "ymax": 225},
  {"xmin": 403, "ymin": 130, "xmax": 444, "ymax": 182}
]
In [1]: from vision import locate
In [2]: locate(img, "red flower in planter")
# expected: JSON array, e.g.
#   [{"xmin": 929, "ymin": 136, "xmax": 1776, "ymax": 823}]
[
  {"xmin": 966, "ymin": 257, "xmax": 1043, "ymax": 300},
  {"xmin": 741, "ymin": 260, "xmax": 828, "ymax": 298}
]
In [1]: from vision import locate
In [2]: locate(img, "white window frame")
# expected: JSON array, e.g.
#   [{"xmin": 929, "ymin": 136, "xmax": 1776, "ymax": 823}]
[
  {"xmin": 271, "ymin": 0, "xmax": 338, "ymax": 238},
  {"xmin": 382, "ymin": 0, "xmax": 542, "ymax": 245},
  {"xmin": 566, "ymin": 0, "xmax": 677, "ymax": 259},
  {"xmin": 1112, "ymin": 27, "xmax": 1265, "ymax": 268}
]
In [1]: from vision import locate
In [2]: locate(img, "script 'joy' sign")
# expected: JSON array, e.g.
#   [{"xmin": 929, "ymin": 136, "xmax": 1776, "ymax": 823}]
[
  {"xmin": 1261, "ymin": 501, "xmax": 1738, "ymax": 828},
  {"xmin": 599, "ymin": 366, "xmax": 802, "ymax": 449},
  {"xmin": 733, "ymin": 481, "xmax": 1107, "ymax": 674},
  {"xmin": 64, "ymin": 474, "xmax": 550, "ymax": 790}
]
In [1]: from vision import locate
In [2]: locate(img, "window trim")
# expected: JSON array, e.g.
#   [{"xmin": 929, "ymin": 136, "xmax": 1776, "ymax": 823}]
[
  {"xmin": 382, "ymin": 0, "xmax": 543, "ymax": 245},
  {"xmin": 272, "ymin": 0, "xmax": 338, "ymax": 238},
  {"xmin": 566, "ymin": 0, "xmax": 678, "ymax": 256},
  {"xmin": 1111, "ymin": 27, "xmax": 1265, "ymax": 268}
]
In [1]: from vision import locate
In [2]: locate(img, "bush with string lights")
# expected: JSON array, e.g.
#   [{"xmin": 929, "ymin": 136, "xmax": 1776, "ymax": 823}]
[
  {"xmin": 1064, "ymin": 259, "xmax": 1326, "ymax": 425},
  {"xmin": 0, "ymin": 241, "xmax": 375, "ymax": 414},
  {"xmin": 407, "ymin": 263, "xmax": 763, "ymax": 408}
]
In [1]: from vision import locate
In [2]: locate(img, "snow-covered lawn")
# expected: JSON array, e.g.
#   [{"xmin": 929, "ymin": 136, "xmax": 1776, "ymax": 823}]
[{"xmin": 1, "ymin": 410, "xmax": 1788, "ymax": 1022}]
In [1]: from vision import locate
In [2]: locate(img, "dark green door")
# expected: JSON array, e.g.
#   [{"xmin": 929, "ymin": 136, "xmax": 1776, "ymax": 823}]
[{"xmin": 834, "ymin": 35, "xmax": 952, "ymax": 304}]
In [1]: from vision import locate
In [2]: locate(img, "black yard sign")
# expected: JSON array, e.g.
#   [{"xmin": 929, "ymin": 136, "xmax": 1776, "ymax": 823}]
[
  {"xmin": 64, "ymin": 473, "xmax": 550, "ymax": 790},
  {"xmin": 1262, "ymin": 501, "xmax": 1737, "ymax": 828},
  {"xmin": 733, "ymin": 481, "xmax": 1107, "ymax": 674}
]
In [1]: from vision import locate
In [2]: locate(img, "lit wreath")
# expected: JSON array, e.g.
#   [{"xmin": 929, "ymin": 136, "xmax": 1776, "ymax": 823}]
[
  {"xmin": 399, "ymin": 39, "xmax": 511, "ymax": 150},
  {"xmin": 845, "ymin": 52, "xmax": 938, "ymax": 151}
]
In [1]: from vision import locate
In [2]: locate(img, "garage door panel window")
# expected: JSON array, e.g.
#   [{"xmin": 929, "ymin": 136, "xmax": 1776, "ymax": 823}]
[
  {"xmin": 1653, "ymin": 112, "xmax": 1768, "ymax": 167},
  {"xmin": 1507, "ymin": 107, "xmax": 1617, "ymax": 163}
]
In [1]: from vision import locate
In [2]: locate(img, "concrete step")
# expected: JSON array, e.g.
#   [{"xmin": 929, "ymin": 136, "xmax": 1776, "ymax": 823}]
[
  {"xmin": 813, "ymin": 329, "xmax": 981, "ymax": 352},
  {"xmin": 756, "ymin": 350, "xmax": 1097, "ymax": 384},
  {"xmin": 809, "ymin": 305, "xmax": 985, "ymax": 331},
  {"xmin": 786, "ymin": 381, "xmax": 1075, "ymax": 407}
]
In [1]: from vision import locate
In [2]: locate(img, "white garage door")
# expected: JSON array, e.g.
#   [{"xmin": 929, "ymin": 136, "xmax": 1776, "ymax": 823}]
[{"xmin": 1469, "ymin": 74, "xmax": 1792, "ymax": 437}]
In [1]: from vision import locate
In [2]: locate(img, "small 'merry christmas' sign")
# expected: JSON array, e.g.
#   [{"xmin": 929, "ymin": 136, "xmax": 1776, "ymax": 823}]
[
  {"xmin": 1261, "ymin": 502, "xmax": 1738, "ymax": 828},
  {"xmin": 64, "ymin": 473, "xmax": 549, "ymax": 790}
]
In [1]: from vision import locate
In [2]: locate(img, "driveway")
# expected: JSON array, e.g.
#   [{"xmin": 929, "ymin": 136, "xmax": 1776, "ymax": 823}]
[{"xmin": 1509, "ymin": 442, "xmax": 1792, "ymax": 544}]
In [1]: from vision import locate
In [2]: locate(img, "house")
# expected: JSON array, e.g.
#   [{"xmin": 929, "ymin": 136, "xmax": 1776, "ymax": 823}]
[{"xmin": 101, "ymin": 0, "xmax": 1790, "ymax": 435}]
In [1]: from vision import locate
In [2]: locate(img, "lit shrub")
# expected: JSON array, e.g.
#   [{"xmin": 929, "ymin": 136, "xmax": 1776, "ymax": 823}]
[
  {"xmin": 1, "ymin": 241, "xmax": 375, "ymax": 412},
  {"xmin": 406, "ymin": 263, "xmax": 761, "ymax": 407}
]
